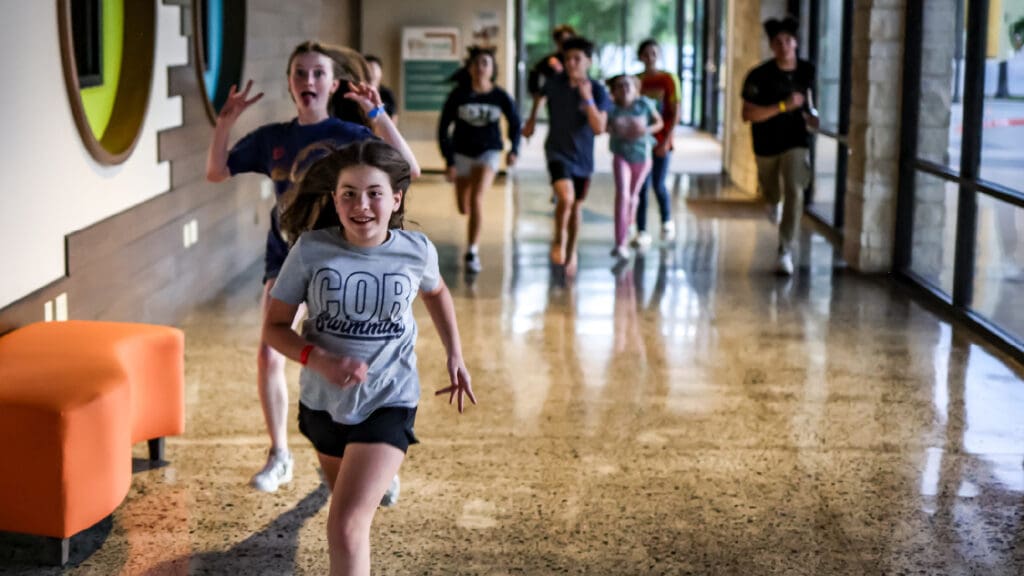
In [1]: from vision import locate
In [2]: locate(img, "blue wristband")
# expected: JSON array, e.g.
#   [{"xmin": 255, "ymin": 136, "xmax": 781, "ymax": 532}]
[
  {"xmin": 584, "ymin": 98, "xmax": 596, "ymax": 107},
  {"xmin": 367, "ymin": 105, "xmax": 386, "ymax": 120}
]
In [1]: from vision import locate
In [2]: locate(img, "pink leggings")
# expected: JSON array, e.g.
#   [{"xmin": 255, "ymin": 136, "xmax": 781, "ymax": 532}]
[{"xmin": 612, "ymin": 155, "xmax": 652, "ymax": 247}]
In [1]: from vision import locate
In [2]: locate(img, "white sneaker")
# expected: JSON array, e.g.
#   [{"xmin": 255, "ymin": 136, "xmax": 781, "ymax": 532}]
[
  {"xmin": 380, "ymin": 474, "xmax": 401, "ymax": 507},
  {"xmin": 465, "ymin": 252, "xmax": 482, "ymax": 273},
  {"xmin": 630, "ymin": 231, "xmax": 652, "ymax": 250},
  {"xmin": 661, "ymin": 221, "xmax": 676, "ymax": 242},
  {"xmin": 251, "ymin": 449, "xmax": 293, "ymax": 493},
  {"xmin": 776, "ymin": 250, "xmax": 794, "ymax": 276},
  {"xmin": 611, "ymin": 245, "xmax": 630, "ymax": 260},
  {"xmin": 767, "ymin": 203, "xmax": 782, "ymax": 225}
]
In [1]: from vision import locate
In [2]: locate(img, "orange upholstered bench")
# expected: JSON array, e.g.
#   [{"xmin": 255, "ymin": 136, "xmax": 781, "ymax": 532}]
[{"xmin": 0, "ymin": 321, "xmax": 184, "ymax": 565}]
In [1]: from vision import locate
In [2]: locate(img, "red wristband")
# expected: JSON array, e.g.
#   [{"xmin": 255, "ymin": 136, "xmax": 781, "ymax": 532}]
[{"xmin": 299, "ymin": 344, "xmax": 315, "ymax": 365}]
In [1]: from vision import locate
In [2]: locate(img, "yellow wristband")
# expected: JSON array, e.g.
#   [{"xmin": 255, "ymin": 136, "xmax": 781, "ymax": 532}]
[{"xmin": 778, "ymin": 101, "xmax": 787, "ymax": 113}]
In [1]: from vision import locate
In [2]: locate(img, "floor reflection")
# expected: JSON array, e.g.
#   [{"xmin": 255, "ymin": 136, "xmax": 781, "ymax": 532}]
[
  {"xmin": 4, "ymin": 169, "xmax": 1022, "ymax": 575},
  {"xmin": 494, "ymin": 169, "xmax": 1024, "ymax": 572}
]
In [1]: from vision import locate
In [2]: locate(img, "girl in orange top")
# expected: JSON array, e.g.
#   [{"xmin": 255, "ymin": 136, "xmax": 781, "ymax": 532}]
[{"xmin": 635, "ymin": 39, "xmax": 681, "ymax": 248}]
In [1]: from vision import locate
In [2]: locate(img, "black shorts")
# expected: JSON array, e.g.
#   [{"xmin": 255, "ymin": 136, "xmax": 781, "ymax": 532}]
[
  {"xmin": 546, "ymin": 161, "xmax": 591, "ymax": 200},
  {"xmin": 298, "ymin": 403, "xmax": 419, "ymax": 458}
]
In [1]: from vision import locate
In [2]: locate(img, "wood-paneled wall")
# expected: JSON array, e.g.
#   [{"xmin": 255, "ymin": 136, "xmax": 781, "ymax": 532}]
[{"xmin": 0, "ymin": 0, "xmax": 357, "ymax": 333}]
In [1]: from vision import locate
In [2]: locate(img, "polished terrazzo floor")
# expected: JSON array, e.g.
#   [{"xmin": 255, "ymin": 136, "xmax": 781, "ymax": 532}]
[{"xmin": 2, "ymin": 168, "xmax": 1023, "ymax": 575}]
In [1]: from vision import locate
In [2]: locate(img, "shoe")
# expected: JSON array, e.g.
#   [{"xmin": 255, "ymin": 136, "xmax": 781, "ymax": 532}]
[
  {"xmin": 767, "ymin": 203, "xmax": 782, "ymax": 225},
  {"xmin": 380, "ymin": 474, "xmax": 401, "ymax": 507},
  {"xmin": 661, "ymin": 221, "xmax": 676, "ymax": 242},
  {"xmin": 250, "ymin": 449, "xmax": 293, "ymax": 493},
  {"xmin": 465, "ymin": 252, "xmax": 481, "ymax": 273},
  {"xmin": 775, "ymin": 250, "xmax": 794, "ymax": 276},
  {"xmin": 630, "ymin": 231, "xmax": 652, "ymax": 251},
  {"xmin": 611, "ymin": 245, "xmax": 630, "ymax": 260}
]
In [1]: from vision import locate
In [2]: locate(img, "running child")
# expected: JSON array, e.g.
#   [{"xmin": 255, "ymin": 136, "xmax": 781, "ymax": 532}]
[
  {"xmin": 263, "ymin": 140, "xmax": 476, "ymax": 575},
  {"xmin": 606, "ymin": 74, "xmax": 663, "ymax": 260},
  {"xmin": 437, "ymin": 46, "xmax": 521, "ymax": 273},
  {"xmin": 526, "ymin": 36, "xmax": 610, "ymax": 275},
  {"xmin": 635, "ymin": 38, "xmax": 681, "ymax": 248},
  {"xmin": 205, "ymin": 40, "xmax": 420, "ymax": 494}
]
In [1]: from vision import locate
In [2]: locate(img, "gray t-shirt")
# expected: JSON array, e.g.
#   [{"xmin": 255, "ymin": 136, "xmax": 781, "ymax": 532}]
[{"xmin": 270, "ymin": 228, "xmax": 441, "ymax": 425}]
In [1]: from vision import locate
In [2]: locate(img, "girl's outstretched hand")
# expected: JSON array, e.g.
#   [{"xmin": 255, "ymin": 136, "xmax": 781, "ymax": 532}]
[
  {"xmin": 218, "ymin": 80, "xmax": 263, "ymax": 124},
  {"xmin": 343, "ymin": 82, "xmax": 384, "ymax": 115},
  {"xmin": 435, "ymin": 356, "xmax": 476, "ymax": 413}
]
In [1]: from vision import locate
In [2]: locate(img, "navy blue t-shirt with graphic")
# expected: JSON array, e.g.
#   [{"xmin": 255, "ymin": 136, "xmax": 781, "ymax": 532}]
[
  {"xmin": 226, "ymin": 118, "xmax": 375, "ymax": 279},
  {"xmin": 437, "ymin": 85, "xmax": 521, "ymax": 166},
  {"xmin": 542, "ymin": 73, "xmax": 612, "ymax": 178},
  {"xmin": 227, "ymin": 117, "xmax": 374, "ymax": 201}
]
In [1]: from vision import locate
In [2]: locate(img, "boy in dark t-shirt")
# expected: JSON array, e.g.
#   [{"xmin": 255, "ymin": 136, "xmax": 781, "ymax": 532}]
[
  {"xmin": 741, "ymin": 16, "xmax": 819, "ymax": 276},
  {"xmin": 539, "ymin": 36, "xmax": 610, "ymax": 275}
]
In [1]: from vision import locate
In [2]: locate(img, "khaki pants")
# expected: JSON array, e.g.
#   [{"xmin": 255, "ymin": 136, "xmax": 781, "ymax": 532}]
[{"xmin": 755, "ymin": 147, "xmax": 810, "ymax": 250}]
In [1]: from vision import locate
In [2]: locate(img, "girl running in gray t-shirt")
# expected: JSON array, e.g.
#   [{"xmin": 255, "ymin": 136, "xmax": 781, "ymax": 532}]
[{"xmin": 263, "ymin": 140, "xmax": 476, "ymax": 574}]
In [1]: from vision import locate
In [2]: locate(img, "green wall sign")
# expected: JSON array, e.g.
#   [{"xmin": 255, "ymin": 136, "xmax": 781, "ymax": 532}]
[{"xmin": 403, "ymin": 60, "xmax": 460, "ymax": 111}]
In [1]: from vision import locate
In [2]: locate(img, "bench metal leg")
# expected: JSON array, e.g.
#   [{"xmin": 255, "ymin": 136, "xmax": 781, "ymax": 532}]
[
  {"xmin": 47, "ymin": 536, "xmax": 69, "ymax": 566},
  {"xmin": 148, "ymin": 437, "xmax": 165, "ymax": 462}
]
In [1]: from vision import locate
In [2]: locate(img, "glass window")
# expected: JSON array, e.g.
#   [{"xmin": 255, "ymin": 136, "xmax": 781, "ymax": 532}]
[
  {"xmin": 715, "ymin": 0, "xmax": 726, "ymax": 137},
  {"xmin": 692, "ymin": 0, "xmax": 704, "ymax": 127},
  {"xmin": 810, "ymin": 135, "xmax": 839, "ymax": 225},
  {"xmin": 910, "ymin": 171, "xmax": 960, "ymax": 297},
  {"xmin": 525, "ymin": 0, "xmax": 552, "ymax": 68},
  {"xmin": 525, "ymin": 0, "xmax": 552, "ymax": 120},
  {"xmin": 679, "ymin": 0, "xmax": 697, "ymax": 125},
  {"xmin": 625, "ymin": 0, "xmax": 678, "ymax": 75},
  {"xmin": 980, "ymin": 53, "xmax": 1024, "ymax": 191},
  {"xmin": 971, "ymin": 194, "xmax": 1024, "ymax": 344},
  {"xmin": 916, "ymin": 0, "xmax": 966, "ymax": 170},
  {"xmin": 553, "ymin": 0, "xmax": 627, "ymax": 80},
  {"xmin": 815, "ymin": 0, "xmax": 844, "ymax": 132}
]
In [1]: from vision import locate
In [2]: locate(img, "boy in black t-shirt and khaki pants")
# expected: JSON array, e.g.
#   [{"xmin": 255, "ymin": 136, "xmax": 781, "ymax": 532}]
[{"xmin": 741, "ymin": 16, "xmax": 819, "ymax": 275}]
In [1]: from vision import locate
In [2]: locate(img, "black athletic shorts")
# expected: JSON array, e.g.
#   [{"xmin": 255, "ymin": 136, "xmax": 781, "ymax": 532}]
[
  {"xmin": 546, "ymin": 161, "xmax": 591, "ymax": 200},
  {"xmin": 298, "ymin": 403, "xmax": 419, "ymax": 458}
]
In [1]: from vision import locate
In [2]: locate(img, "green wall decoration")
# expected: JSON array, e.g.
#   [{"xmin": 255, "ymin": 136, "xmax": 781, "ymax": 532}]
[
  {"xmin": 58, "ymin": 0, "xmax": 155, "ymax": 165},
  {"xmin": 79, "ymin": 0, "xmax": 123, "ymax": 140}
]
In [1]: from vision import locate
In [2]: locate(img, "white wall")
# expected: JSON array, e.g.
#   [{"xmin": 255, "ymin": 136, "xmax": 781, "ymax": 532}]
[{"xmin": 0, "ymin": 1, "xmax": 187, "ymax": 308}]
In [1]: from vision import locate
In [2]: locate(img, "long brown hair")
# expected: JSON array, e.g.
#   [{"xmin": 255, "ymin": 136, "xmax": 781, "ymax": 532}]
[{"xmin": 279, "ymin": 140, "xmax": 412, "ymax": 244}]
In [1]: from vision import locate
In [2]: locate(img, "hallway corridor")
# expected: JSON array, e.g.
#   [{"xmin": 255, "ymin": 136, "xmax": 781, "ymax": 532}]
[{"xmin": 3, "ymin": 169, "xmax": 1022, "ymax": 575}]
